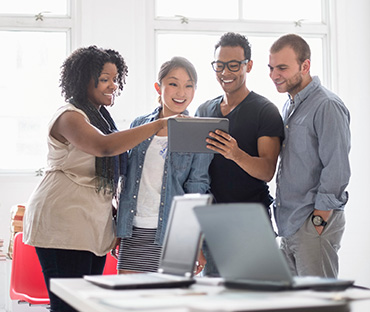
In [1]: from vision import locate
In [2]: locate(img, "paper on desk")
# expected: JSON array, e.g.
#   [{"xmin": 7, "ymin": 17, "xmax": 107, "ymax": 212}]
[
  {"xmin": 99, "ymin": 296, "xmax": 188, "ymax": 310},
  {"xmin": 188, "ymin": 292, "xmax": 348, "ymax": 311},
  {"xmin": 194, "ymin": 276, "xmax": 224, "ymax": 286},
  {"xmin": 89, "ymin": 287, "xmax": 220, "ymax": 310},
  {"xmin": 97, "ymin": 290, "xmax": 347, "ymax": 311},
  {"xmin": 296, "ymin": 287, "xmax": 370, "ymax": 301}
]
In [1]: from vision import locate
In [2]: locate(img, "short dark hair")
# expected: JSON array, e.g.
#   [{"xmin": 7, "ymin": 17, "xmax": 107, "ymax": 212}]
[
  {"xmin": 215, "ymin": 32, "xmax": 252, "ymax": 60},
  {"xmin": 270, "ymin": 34, "xmax": 311, "ymax": 65},
  {"xmin": 60, "ymin": 45, "xmax": 128, "ymax": 104},
  {"xmin": 157, "ymin": 56, "xmax": 197, "ymax": 87}
]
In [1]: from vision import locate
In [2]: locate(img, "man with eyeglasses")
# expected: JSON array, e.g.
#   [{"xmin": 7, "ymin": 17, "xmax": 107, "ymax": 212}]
[
  {"xmin": 196, "ymin": 32, "xmax": 284, "ymax": 276},
  {"xmin": 268, "ymin": 34, "xmax": 350, "ymax": 278}
]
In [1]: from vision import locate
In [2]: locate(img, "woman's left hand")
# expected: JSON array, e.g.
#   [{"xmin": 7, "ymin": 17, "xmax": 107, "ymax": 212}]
[{"xmin": 110, "ymin": 238, "xmax": 120, "ymax": 260}]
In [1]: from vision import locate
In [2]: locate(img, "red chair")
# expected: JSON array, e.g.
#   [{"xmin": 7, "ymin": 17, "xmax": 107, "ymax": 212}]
[
  {"xmin": 10, "ymin": 232, "xmax": 50, "ymax": 305},
  {"xmin": 103, "ymin": 249, "xmax": 118, "ymax": 275}
]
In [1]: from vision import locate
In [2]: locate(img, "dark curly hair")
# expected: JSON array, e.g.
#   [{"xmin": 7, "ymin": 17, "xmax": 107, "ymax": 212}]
[
  {"xmin": 215, "ymin": 32, "xmax": 252, "ymax": 61},
  {"xmin": 60, "ymin": 45, "xmax": 128, "ymax": 104},
  {"xmin": 59, "ymin": 46, "xmax": 129, "ymax": 194}
]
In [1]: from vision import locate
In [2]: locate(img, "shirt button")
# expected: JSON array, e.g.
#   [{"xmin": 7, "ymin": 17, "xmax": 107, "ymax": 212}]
[
  {"xmin": 285, "ymin": 125, "xmax": 289, "ymax": 129},
  {"xmin": 130, "ymin": 210, "xmax": 134, "ymax": 213},
  {"xmin": 148, "ymin": 138, "xmax": 151, "ymax": 141},
  {"xmin": 161, "ymin": 202, "xmax": 164, "ymax": 206},
  {"xmin": 159, "ymin": 217, "xmax": 163, "ymax": 221},
  {"xmin": 133, "ymin": 195, "xmax": 137, "ymax": 199},
  {"xmin": 136, "ymin": 180, "xmax": 139, "ymax": 183}
]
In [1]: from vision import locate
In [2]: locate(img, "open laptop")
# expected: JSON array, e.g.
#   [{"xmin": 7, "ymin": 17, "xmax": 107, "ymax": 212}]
[
  {"xmin": 84, "ymin": 193, "xmax": 213, "ymax": 289},
  {"xmin": 193, "ymin": 203, "xmax": 354, "ymax": 291},
  {"xmin": 168, "ymin": 117, "xmax": 229, "ymax": 153}
]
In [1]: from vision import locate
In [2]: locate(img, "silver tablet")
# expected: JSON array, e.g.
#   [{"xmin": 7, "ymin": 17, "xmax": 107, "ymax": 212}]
[{"xmin": 168, "ymin": 117, "xmax": 229, "ymax": 153}]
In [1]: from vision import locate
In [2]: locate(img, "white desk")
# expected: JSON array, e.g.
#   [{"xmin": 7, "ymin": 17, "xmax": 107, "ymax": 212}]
[{"xmin": 50, "ymin": 277, "xmax": 370, "ymax": 312}]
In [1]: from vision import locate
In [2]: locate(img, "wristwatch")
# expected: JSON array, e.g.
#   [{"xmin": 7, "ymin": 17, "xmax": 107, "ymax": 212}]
[{"xmin": 311, "ymin": 215, "xmax": 328, "ymax": 227}]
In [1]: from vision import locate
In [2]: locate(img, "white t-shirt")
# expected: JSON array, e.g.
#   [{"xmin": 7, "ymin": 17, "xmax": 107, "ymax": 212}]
[{"xmin": 133, "ymin": 135, "xmax": 167, "ymax": 228}]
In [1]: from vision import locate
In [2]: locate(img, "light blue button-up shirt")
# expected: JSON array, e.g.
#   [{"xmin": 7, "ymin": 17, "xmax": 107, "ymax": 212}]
[
  {"xmin": 275, "ymin": 76, "xmax": 351, "ymax": 237},
  {"xmin": 116, "ymin": 107, "xmax": 213, "ymax": 244}
]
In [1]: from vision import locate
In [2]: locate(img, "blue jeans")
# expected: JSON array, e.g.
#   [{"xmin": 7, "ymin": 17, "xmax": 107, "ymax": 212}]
[{"xmin": 36, "ymin": 247, "xmax": 106, "ymax": 312}]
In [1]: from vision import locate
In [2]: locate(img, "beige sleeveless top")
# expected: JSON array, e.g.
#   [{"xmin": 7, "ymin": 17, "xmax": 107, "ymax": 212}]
[{"xmin": 23, "ymin": 104, "xmax": 115, "ymax": 256}]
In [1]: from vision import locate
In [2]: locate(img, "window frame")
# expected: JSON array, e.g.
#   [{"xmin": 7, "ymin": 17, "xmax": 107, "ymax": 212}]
[
  {"xmin": 149, "ymin": 0, "xmax": 337, "ymax": 198},
  {"xmin": 0, "ymin": 0, "xmax": 77, "ymax": 175},
  {"xmin": 149, "ymin": 0, "xmax": 337, "ymax": 104}
]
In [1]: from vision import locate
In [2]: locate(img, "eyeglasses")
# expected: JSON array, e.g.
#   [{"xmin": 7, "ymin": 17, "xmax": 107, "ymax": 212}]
[{"xmin": 211, "ymin": 59, "xmax": 249, "ymax": 72}]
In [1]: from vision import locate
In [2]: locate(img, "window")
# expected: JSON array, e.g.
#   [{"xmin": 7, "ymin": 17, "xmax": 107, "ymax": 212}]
[
  {"xmin": 241, "ymin": 0, "xmax": 322, "ymax": 22},
  {"xmin": 153, "ymin": 0, "xmax": 331, "ymax": 198},
  {"xmin": 157, "ymin": 33, "xmax": 323, "ymax": 115},
  {"xmin": 0, "ymin": 1, "xmax": 68, "ymax": 15},
  {"xmin": 153, "ymin": 0, "xmax": 330, "ymax": 115},
  {"xmin": 0, "ymin": 0, "xmax": 73, "ymax": 172},
  {"xmin": 156, "ymin": 0, "xmax": 323, "ymax": 22},
  {"xmin": 156, "ymin": 0, "xmax": 239, "ymax": 19}
]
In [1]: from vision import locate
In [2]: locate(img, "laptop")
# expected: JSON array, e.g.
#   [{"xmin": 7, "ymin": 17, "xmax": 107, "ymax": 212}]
[
  {"xmin": 168, "ymin": 117, "xmax": 229, "ymax": 153},
  {"xmin": 193, "ymin": 203, "xmax": 354, "ymax": 291},
  {"xmin": 84, "ymin": 193, "xmax": 213, "ymax": 289}
]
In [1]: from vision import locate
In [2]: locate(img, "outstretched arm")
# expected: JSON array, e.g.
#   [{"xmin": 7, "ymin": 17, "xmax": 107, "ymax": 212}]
[{"xmin": 51, "ymin": 110, "xmax": 168, "ymax": 157}]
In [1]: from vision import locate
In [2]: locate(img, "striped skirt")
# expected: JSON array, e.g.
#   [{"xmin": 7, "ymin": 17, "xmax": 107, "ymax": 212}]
[{"xmin": 117, "ymin": 227, "xmax": 162, "ymax": 272}]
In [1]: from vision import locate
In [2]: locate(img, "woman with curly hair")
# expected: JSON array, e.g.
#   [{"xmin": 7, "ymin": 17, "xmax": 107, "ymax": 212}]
[{"xmin": 23, "ymin": 46, "xmax": 169, "ymax": 312}]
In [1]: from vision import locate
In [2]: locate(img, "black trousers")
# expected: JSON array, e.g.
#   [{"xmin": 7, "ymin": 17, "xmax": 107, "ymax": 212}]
[{"xmin": 36, "ymin": 247, "xmax": 106, "ymax": 312}]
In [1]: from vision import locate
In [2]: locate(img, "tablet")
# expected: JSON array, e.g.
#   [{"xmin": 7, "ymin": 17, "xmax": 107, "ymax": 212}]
[{"xmin": 168, "ymin": 117, "xmax": 229, "ymax": 153}]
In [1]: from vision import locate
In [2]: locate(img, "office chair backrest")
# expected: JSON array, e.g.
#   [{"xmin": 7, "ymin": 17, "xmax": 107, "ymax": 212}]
[{"xmin": 10, "ymin": 232, "xmax": 50, "ymax": 304}]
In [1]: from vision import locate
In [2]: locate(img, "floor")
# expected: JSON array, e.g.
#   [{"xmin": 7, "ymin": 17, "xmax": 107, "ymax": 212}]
[{"xmin": 1, "ymin": 301, "xmax": 49, "ymax": 312}]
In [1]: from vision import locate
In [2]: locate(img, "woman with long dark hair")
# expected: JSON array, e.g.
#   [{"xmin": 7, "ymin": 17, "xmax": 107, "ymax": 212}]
[{"xmin": 23, "ymin": 46, "xmax": 170, "ymax": 312}]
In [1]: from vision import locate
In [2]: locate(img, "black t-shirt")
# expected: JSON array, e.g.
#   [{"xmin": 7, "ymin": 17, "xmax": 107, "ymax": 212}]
[{"xmin": 196, "ymin": 92, "xmax": 284, "ymax": 207}]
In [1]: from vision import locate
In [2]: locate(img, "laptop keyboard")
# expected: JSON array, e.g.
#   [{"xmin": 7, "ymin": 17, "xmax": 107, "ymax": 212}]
[{"xmin": 121, "ymin": 273, "xmax": 190, "ymax": 282}]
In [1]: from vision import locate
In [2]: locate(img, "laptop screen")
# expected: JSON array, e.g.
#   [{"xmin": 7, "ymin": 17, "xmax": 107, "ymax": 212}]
[
  {"xmin": 159, "ymin": 194, "xmax": 213, "ymax": 276},
  {"xmin": 193, "ymin": 203, "xmax": 293, "ymax": 283}
]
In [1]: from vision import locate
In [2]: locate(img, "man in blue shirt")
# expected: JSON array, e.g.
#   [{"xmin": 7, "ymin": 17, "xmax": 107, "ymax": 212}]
[{"xmin": 268, "ymin": 34, "xmax": 351, "ymax": 278}]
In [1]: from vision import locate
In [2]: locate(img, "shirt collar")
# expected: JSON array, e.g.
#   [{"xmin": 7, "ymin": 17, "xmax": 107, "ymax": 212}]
[{"xmin": 293, "ymin": 76, "xmax": 321, "ymax": 108}]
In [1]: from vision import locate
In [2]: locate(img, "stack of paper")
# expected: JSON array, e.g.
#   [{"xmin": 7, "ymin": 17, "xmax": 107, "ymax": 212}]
[
  {"xmin": 7, "ymin": 204, "xmax": 25, "ymax": 259},
  {"xmin": 11, "ymin": 204, "xmax": 25, "ymax": 233},
  {"xmin": 0, "ymin": 238, "xmax": 5, "ymax": 261}
]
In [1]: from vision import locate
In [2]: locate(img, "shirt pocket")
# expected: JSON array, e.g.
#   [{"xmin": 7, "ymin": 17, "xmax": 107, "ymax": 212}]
[{"xmin": 288, "ymin": 124, "xmax": 307, "ymax": 153}]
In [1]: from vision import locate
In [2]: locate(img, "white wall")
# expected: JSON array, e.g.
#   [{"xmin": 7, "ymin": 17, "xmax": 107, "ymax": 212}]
[
  {"xmin": 1, "ymin": 1, "xmax": 370, "ymax": 304},
  {"xmin": 335, "ymin": 0, "xmax": 370, "ymax": 286}
]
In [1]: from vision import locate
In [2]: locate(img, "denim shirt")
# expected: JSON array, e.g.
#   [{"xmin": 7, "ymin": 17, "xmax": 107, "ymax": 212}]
[
  {"xmin": 275, "ymin": 76, "xmax": 351, "ymax": 237},
  {"xmin": 116, "ymin": 107, "xmax": 213, "ymax": 245}
]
